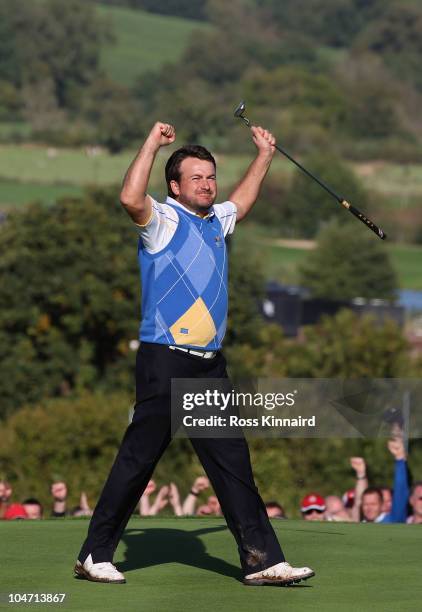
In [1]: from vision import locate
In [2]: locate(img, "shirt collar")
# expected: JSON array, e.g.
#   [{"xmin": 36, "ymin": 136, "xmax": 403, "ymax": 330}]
[{"xmin": 166, "ymin": 196, "xmax": 215, "ymax": 219}]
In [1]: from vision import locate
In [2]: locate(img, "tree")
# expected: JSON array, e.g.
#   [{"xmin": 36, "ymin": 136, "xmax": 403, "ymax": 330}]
[
  {"xmin": 288, "ymin": 309, "xmax": 408, "ymax": 378},
  {"xmin": 0, "ymin": 188, "xmax": 140, "ymax": 418},
  {"xmin": 82, "ymin": 78, "xmax": 143, "ymax": 152},
  {"xmin": 0, "ymin": 187, "xmax": 268, "ymax": 417},
  {"xmin": 0, "ymin": 391, "xmax": 198, "ymax": 510},
  {"xmin": 298, "ymin": 221, "xmax": 398, "ymax": 301},
  {"xmin": 285, "ymin": 153, "xmax": 369, "ymax": 238},
  {"xmin": 354, "ymin": 3, "xmax": 422, "ymax": 91},
  {"xmin": 255, "ymin": 0, "xmax": 384, "ymax": 47},
  {"xmin": 0, "ymin": 0, "xmax": 111, "ymax": 108}
]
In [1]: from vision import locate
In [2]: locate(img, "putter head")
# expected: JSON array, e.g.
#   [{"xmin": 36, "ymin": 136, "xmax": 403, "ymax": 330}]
[
  {"xmin": 234, "ymin": 100, "xmax": 246, "ymax": 118},
  {"xmin": 233, "ymin": 101, "xmax": 250, "ymax": 126}
]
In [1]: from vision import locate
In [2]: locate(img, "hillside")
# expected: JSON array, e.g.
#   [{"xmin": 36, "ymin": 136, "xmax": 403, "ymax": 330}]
[{"xmin": 97, "ymin": 4, "xmax": 211, "ymax": 86}]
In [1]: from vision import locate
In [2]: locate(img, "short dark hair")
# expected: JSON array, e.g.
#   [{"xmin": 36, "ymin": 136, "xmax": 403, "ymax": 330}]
[
  {"xmin": 362, "ymin": 487, "xmax": 383, "ymax": 502},
  {"xmin": 23, "ymin": 497, "xmax": 43, "ymax": 512},
  {"xmin": 265, "ymin": 501, "xmax": 286, "ymax": 518},
  {"xmin": 165, "ymin": 145, "xmax": 216, "ymax": 197}
]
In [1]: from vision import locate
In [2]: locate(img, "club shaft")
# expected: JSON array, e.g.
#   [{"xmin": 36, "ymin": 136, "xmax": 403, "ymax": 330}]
[
  {"xmin": 274, "ymin": 143, "xmax": 386, "ymax": 239},
  {"xmin": 274, "ymin": 143, "xmax": 343, "ymax": 203},
  {"xmin": 235, "ymin": 104, "xmax": 387, "ymax": 239}
]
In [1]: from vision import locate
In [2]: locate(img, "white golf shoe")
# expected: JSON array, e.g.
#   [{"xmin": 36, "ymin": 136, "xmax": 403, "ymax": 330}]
[
  {"xmin": 74, "ymin": 554, "xmax": 126, "ymax": 584},
  {"xmin": 243, "ymin": 561, "xmax": 315, "ymax": 586}
]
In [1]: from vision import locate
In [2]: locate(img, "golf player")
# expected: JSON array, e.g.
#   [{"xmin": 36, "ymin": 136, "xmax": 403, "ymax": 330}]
[{"xmin": 74, "ymin": 121, "xmax": 315, "ymax": 586}]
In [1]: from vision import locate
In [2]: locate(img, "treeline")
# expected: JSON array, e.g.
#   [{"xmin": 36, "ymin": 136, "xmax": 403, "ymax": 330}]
[
  {"xmin": 88, "ymin": 0, "xmax": 208, "ymax": 21},
  {"xmin": 0, "ymin": 187, "xmax": 412, "ymax": 420},
  {"xmin": 1, "ymin": 0, "xmax": 422, "ymax": 161},
  {"xmin": 136, "ymin": 0, "xmax": 422, "ymax": 161},
  {"xmin": 0, "ymin": 0, "xmax": 141, "ymax": 151}
]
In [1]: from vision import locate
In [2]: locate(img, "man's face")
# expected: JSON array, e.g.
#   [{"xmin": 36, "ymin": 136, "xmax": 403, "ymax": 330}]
[
  {"xmin": 23, "ymin": 503, "xmax": 42, "ymax": 520},
  {"xmin": 267, "ymin": 506, "xmax": 284, "ymax": 519},
  {"xmin": 410, "ymin": 485, "xmax": 422, "ymax": 518},
  {"xmin": 362, "ymin": 493, "xmax": 383, "ymax": 521},
  {"xmin": 381, "ymin": 488, "xmax": 392, "ymax": 514},
  {"xmin": 0, "ymin": 481, "xmax": 12, "ymax": 502},
  {"xmin": 207, "ymin": 495, "xmax": 221, "ymax": 515},
  {"xmin": 170, "ymin": 158, "xmax": 217, "ymax": 212},
  {"xmin": 302, "ymin": 509, "xmax": 325, "ymax": 521}
]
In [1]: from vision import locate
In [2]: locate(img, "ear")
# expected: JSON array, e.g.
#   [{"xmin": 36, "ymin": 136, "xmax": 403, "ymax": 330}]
[{"xmin": 170, "ymin": 180, "xmax": 180, "ymax": 196}]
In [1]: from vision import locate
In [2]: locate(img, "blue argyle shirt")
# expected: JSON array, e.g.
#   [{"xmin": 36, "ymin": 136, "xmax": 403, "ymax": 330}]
[{"xmin": 138, "ymin": 199, "xmax": 234, "ymax": 350}]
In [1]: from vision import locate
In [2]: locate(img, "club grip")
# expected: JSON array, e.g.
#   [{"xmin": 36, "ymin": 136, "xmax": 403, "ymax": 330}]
[{"xmin": 341, "ymin": 200, "xmax": 386, "ymax": 240}]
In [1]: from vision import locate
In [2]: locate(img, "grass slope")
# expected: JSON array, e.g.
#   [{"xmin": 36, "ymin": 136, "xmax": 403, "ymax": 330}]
[
  {"xmin": 1, "ymin": 518, "xmax": 421, "ymax": 612},
  {"xmin": 97, "ymin": 4, "xmax": 210, "ymax": 86}
]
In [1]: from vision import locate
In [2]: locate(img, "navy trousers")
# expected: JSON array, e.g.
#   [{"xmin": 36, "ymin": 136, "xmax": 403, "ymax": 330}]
[{"xmin": 78, "ymin": 342, "xmax": 284, "ymax": 575}]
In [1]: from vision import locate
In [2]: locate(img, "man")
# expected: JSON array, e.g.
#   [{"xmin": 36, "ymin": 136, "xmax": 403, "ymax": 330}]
[
  {"xmin": 300, "ymin": 493, "xmax": 326, "ymax": 521},
  {"xmin": 0, "ymin": 480, "xmax": 12, "ymax": 519},
  {"xmin": 75, "ymin": 121, "xmax": 314, "ymax": 586},
  {"xmin": 380, "ymin": 487, "xmax": 393, "ymax": 514},
  {"xmin": 407, "ymin": 481, "xmax": 422, "ymax": 524},
  {"xmin": 265, "ymin": 501, "xmax": 286, "ymax": 519},
  {"xmin": 324, "ymin": 496, "xmax": 351, "ymax": 522},
  {"xmin": 22, "ymin": 498, "xmax": 43, "ymax": 519},
  {"xmin": 360, "ymin": 439, "xmax": 409, "ymax": 523}
]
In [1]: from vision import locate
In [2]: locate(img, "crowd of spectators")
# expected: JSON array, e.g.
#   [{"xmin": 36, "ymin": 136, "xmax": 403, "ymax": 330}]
[
  {"xmin": 1, "ymin": 433, "xmax": 420, "ymax": 524},
  {"xmin": 0, "ymin": 481, "xmax": 92, "ymax": 521},
  {"xmin": 298, "ymin": 434, "xmax": 420, "ymax": 524}
]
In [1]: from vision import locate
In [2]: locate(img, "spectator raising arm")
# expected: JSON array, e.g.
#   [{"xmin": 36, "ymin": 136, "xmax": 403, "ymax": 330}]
[
  {"xmin": 382, "ymin": 438, "xmax": 409, "ymax": 524},
  {"xmin": 149, "ymin": 485, "xmax": 169, "ymax": 516},
  {"xmin": 168, "ymin": 483, "xmax": 183, "ymax": 517},
  {"xmin": 350, "ymin": 457, "xmax": 368, "ymax": 522},
  {"xmin": 139, "ymin": 480, "xmax": 156, "ymax": 516},
  {"xmin": 182, "ymin": 476, "xmax": 210, "ymax": 516}
]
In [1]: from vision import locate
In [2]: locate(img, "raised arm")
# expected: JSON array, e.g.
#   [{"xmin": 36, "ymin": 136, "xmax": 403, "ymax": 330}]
[
  {"xmin": 228, "ymin": 125, "xmax": 276, "ymax": 222},
  {"xmin": 350, "ymin": 457, "xmax": 368, "ymax": 522},
  {"xmin": 120, "ymin": 122, "xmax": 176, "ymax": 225},
  {"xmin": 387, "ymin": 438, "xmax": 409, "ymax": 523}
]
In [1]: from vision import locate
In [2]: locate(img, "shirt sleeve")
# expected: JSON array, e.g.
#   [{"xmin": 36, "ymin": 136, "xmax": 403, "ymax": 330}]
[
  {"xmin": 134, "ymin": 197, "xmax": 179, "ymax": 254},
  {"xmin": 212, "ymin": 201, "xmax": 237, "ymax": 237},
  {"xmin": 388, "ymin": 459, "xmax": 410, "ymax": 523}
]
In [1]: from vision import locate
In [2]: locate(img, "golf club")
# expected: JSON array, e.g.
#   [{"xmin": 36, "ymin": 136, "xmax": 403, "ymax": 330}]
[{"xmin": 234, "ymin": 101, "xmax": 386, "ymax": 240}]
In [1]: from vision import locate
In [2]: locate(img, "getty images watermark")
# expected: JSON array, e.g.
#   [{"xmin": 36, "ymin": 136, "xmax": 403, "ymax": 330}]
[
  {"xmin": 181, "ymin": 389, "xmax": 315, "ymax": 429},
  {"xmin": 170, "ymin": 378, "xmax": 422, "ymax": 439}
]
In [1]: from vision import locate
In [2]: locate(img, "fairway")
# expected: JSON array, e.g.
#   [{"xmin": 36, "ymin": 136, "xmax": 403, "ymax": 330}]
[{"xmin": 1, "ymin": 518, "xmax": 421, "ymax": 612}]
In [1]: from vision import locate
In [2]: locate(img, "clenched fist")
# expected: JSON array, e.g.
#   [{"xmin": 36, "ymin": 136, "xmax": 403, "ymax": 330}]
[
  {"xmin": 251, "ymin": 125, "xmax": 276, "ymax": 158},
  {"xmin": 146, "ymin": 122, "xmax": 176, "ymax": 150},
  {"xmin": 350, "ymin": 457, "xmax": 366, "ymax": 479}
]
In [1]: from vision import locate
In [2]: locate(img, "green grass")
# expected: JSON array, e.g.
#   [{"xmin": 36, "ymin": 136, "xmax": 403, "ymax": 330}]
[
  {"xmin": 1, "ymin": 518, "xmax": 421, "ymax": 612},
  {"xmin": 0, "ymin": 121, "xmax": 32, "ymax": 140},
  {"xmin": 0, "ymin": 146, "xmax": 290, "ymax": 192},
  {"xmin": 97, "ymin": 5, "xmax": 211, "ymax": 87},
  {"xmin": 235, "ymin": 223, "xmax": 422, "ymax": 290},
  {"xmin": 389, "ymin": 243, "xmax": 422, "ymax": 290},
  {"xmin": 354, "ymin": 162, "xmax": 422, "ymax": 198},
  {"xmin": 0, "ymin": 180, "xmax": 82, "ymax": 207},
  {"xmin": 0, "ymin": 145, "xmax": 137, "ymax": 187}
]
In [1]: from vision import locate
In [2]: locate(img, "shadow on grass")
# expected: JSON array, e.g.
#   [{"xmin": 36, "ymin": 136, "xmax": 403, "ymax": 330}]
[{"xmin": 119, "ymin": 525, "xmax": 242, "ymax": 581}]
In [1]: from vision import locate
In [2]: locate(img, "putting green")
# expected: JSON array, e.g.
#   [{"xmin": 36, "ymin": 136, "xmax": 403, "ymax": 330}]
[{"xmin": 1, "ymin": 518, "xmax": 421, "ymax": 612}]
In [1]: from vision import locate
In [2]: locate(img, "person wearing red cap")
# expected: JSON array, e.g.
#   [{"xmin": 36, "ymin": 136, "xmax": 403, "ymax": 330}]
[
  {"xmin": 3, "ymin": 503, "xmax": 28, "ymax": 520},
  {"xmin": 300, "ymin": 493, "xmax": 326, "ymax": 521}
]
